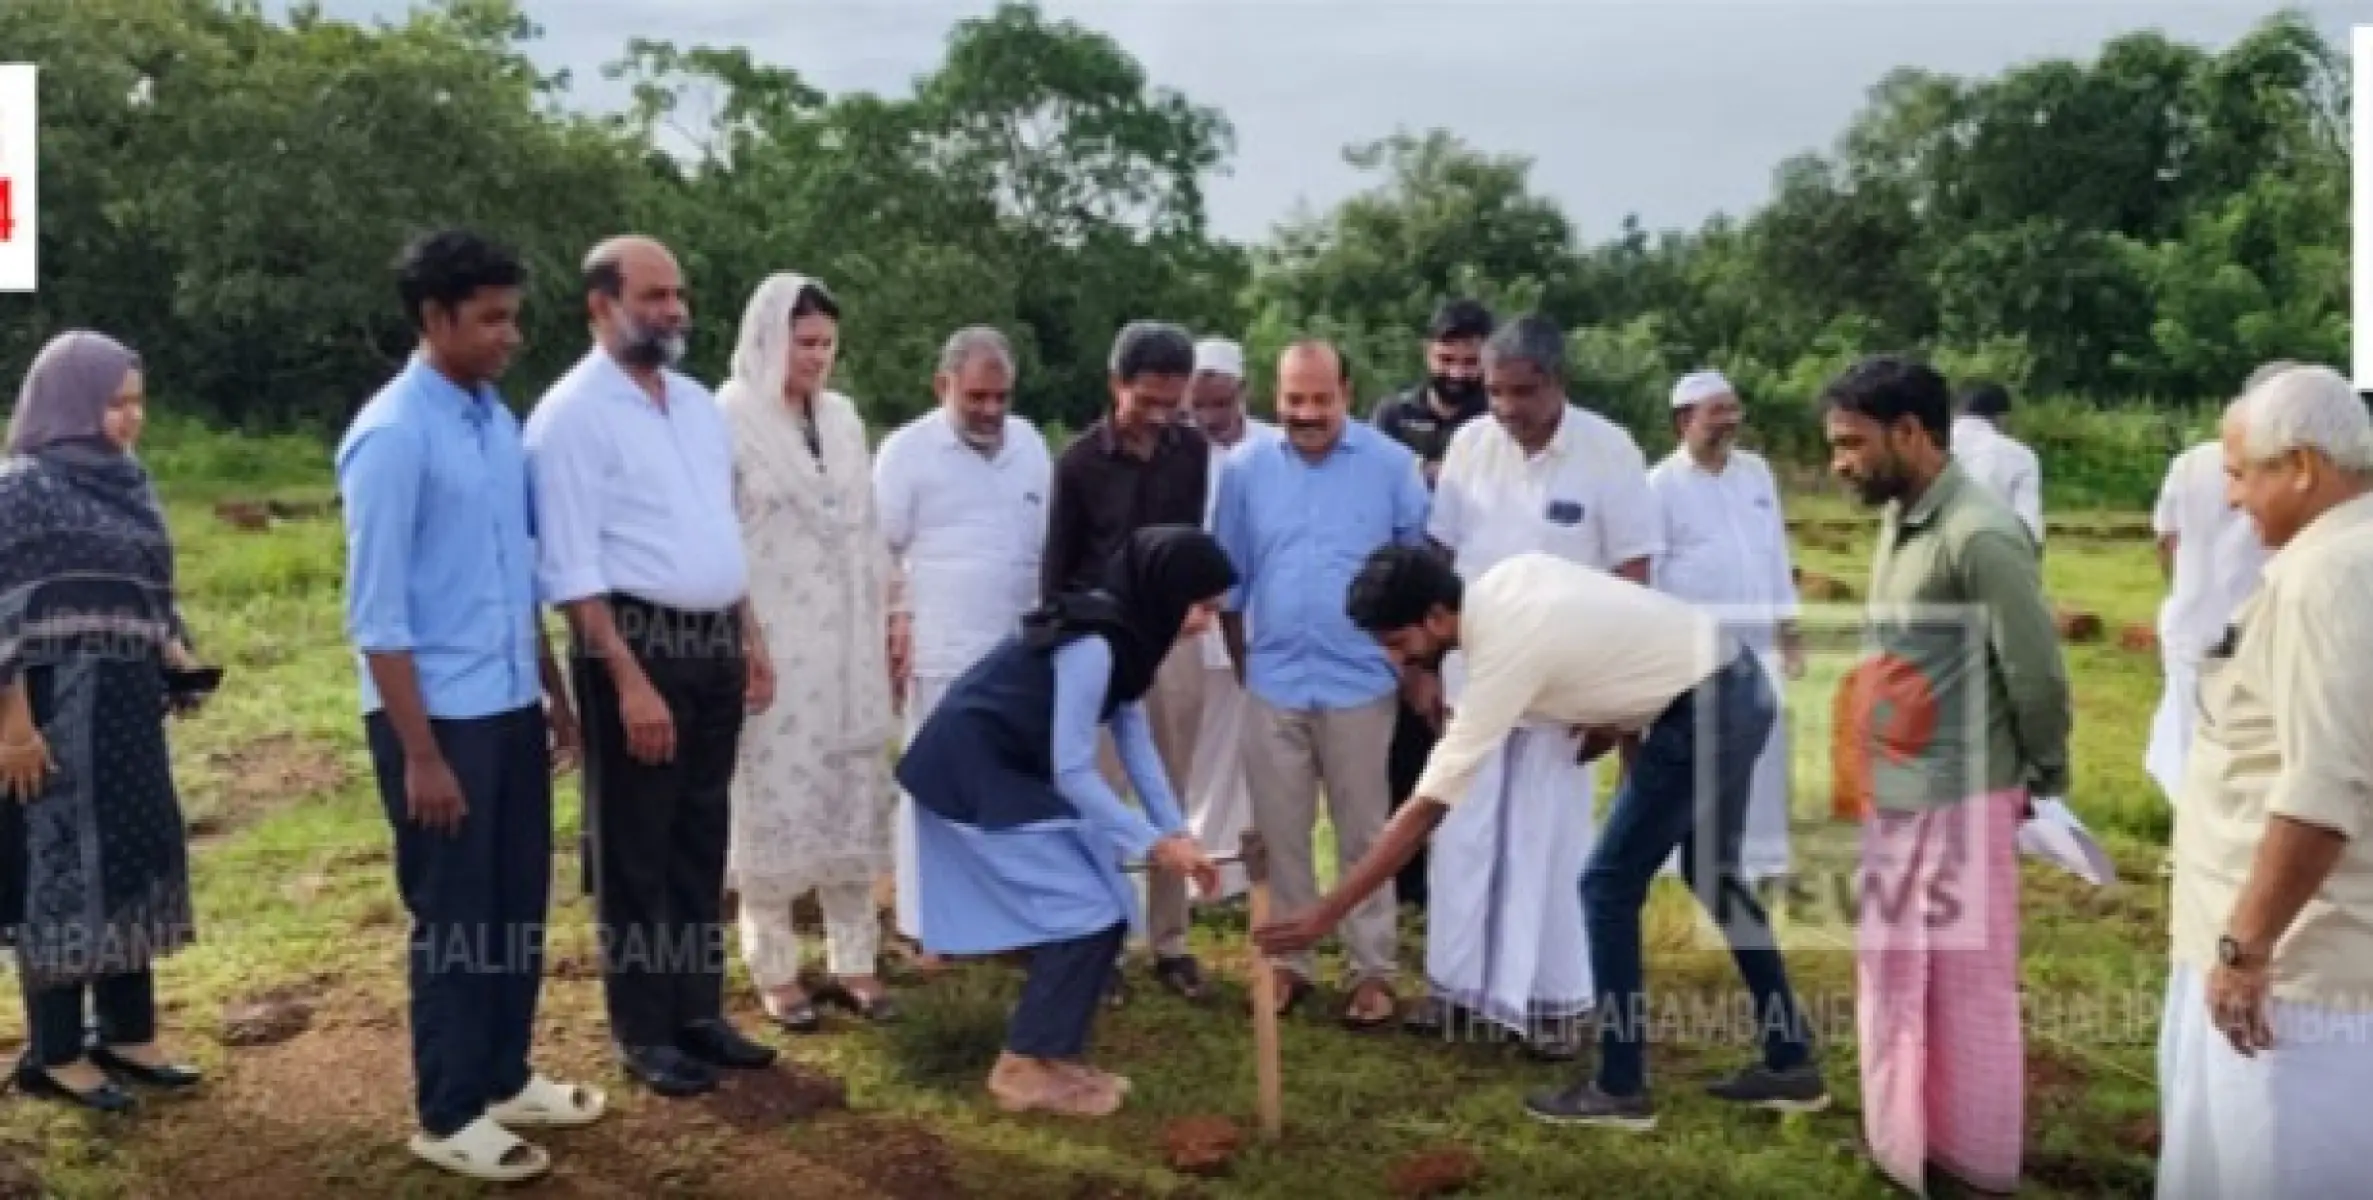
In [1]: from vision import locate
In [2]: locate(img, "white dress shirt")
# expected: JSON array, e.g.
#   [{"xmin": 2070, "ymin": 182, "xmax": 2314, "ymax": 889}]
[
  {"xmin": 524, "ymin": 349, "xmax": 749, "ymax": 611},
  {"xmin": 1647, "ymin": 447, "xmax": 1799, "ymax": 644},
  {"xmin": 2151, "ymin": 441, "xmax": 2268, "ymax": 661},
  {"xmin": 873, "ymin": 409, "xmax": 1053, "ymax": 678},
  {"xmin": 1950, "ymin": 415, "xmax": 2043, "ymax": 543},
  {"xmin": 1200, "ymin": 418, "xmax": 1280, "ymax": 668},
  {"xmin": 1414, "ymin": 554, "xmax": 1727, "ymax": 807},
  {"xmin": 1430, "ymin": 404, "xmax": 1663, "ymax": 576}
]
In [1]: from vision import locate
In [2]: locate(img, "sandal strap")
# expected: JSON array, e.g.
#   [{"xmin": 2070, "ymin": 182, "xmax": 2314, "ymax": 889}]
[{"xmin": 434, "ymin": 1115, "xmax": 541, "ymax": 1168}]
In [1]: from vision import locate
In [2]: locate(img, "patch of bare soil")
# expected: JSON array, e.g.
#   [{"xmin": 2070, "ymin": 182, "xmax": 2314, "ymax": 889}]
[
  {"xmin": 702, "ymin": 1063, "xmax": 848, "ymax": 1129},
  {"xmin": 1162, "ymin": 1115, "xmax": 1242, "ymax": 1176},
  {"xmin": 1387, "ymin": 1144, "xmax": 1485, "ymax": 1196},
  {"xmin": 187, "ymin": 733, "xmax": 352, "ymax": 843},
  {"xmin": 835, "ymin": 1118, "xmax": 963, "ymax": 1198}
]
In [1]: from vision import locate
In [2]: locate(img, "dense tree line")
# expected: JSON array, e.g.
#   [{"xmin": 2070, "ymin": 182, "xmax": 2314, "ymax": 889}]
[{"xmin": 0, "ymin": 0, "xmax": 2351, "ymax": 497}]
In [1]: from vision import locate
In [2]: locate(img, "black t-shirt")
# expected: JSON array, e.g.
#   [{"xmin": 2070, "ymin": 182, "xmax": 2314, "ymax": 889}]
[{"xmin": 1371, "ymin": 386, "xmax": 1487, "ymax": 469}]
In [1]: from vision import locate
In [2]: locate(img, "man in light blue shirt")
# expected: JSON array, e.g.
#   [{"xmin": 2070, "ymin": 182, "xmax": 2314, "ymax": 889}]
[
  {"xmin": 1211, "ymin": 338, "xmax": 1429, "ymax": 1027},
  {"xmin": 522, "ymin": 236, "xmax": 773, "ymax": 1099},
  {"xmin": 336, "ymin": 229, "xmax": 602, "ymax": 1183}
]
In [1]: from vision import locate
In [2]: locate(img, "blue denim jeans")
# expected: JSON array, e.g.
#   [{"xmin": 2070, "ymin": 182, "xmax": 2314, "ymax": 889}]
[{"xmin": 1581, "ymin": 649, "xmax": 1811, "ymax": 1096}]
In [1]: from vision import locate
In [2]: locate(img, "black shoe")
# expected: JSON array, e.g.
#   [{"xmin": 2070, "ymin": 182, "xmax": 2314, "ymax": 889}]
[
  {"xmin": 1523, "ymin": 1081, "xmax": 1656, "ymax": 1132},
  {"xmin": 619, "ymin": 1045, "xmax": 717, "ymax": 1097},
  {"xmin": 1704, "ymin": 1060, "xmax": 1831, "ymax": 1113},
  {"xmin": 677, "ymin": 1019, "xmax": 778, "ymax": 1070},
  {"xmin": 1151, "ymin": 955, "xmax": 1206, "ymax": 1002},
  {"xmin": 87, "ymin": 1046, "xmax": 203, "ymax": 1090},
  {"xmin": 1523, "ymin": 1028, "xmax": 1583, "ymax": 1063},
  {"xmin": 13, "ymin": 1063, "xmax": 136, "ymax": 1114}
]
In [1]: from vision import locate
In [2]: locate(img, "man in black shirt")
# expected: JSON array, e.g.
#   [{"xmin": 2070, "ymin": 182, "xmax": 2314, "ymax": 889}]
[
  {"xmin": 1367, "ymin": 298, "xmax": 1495, "ymax": 912},
  {"xmin": 1043, "ymin": 321, "xmax": 1212, "ymax": 1003}
]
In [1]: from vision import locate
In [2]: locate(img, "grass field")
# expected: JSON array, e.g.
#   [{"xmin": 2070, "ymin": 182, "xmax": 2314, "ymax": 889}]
[{"xmin": 0, "ymin": 426, "xmax": 2176, "ymax": 1198}]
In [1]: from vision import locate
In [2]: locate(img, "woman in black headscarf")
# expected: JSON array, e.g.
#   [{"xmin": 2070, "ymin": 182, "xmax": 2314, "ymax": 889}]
[
  {"xmin": 896, "ymin": 525, "xmax": 1234, "ymax": 1118},
  {"xmin": 0, "ymin": 332, "xmax": 206, "ymax": 1113}
]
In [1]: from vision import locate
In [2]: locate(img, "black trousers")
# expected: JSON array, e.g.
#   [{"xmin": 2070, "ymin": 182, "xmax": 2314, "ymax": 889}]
[
  {"xmin": 1387, "ymin": 701, "xmax": 1434, "ymax": 909},
  {"xmin": 574, "ymin": 595, "xmax": 745, "ymax": 1050},
  {"xmin": 18, "ymin": 968, "xmax": 156, "ymax": 1071},
  {"xmin": 365, "ymin": 704, "xmax": 552, "ymax": 1138},
  {"xmin": 1008, "ymin": 922, "xmax": 1128, "ymax": 1059}
]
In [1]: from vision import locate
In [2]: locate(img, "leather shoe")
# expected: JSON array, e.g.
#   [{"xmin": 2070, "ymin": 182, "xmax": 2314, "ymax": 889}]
[
  {"xmin": 618, "ymin": 1045, "xmax": 716, "ymax": 1097},
  {"xmin": 14, "ymin": 1063, "xmax": 136, "ymax": 1113},
  {"xmin": 89, "ymin": 1045, "xmax": 203, "ymax": 1089},
  {"xmin": 677, "ymin": 1019, "xmax": 777, "ymax": 1070}
]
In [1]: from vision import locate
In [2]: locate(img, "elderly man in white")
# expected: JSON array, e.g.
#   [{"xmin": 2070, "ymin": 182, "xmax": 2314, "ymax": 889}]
[
  {"xmin": 1409, "ymin": 315, "xmax": 1662, "ymax": 1058},
  {"xmin": 1179, "ymin": 337, "xmax": 1278, "ymax": 901},
  {"xmin": 1950, "ymin": 382, "xmax": 2044, "ymax": 546},
  {"xmin": 2159, "ymin": 363, "xmax": 2373, "ymax": 1199},
  {"xmin": 2143, "ymin": 364, "xmax": 2281, "ymax": 808},
  {"xmin": 874, "ymin": 326, "xmax": 1051, "ymax": 961},
  {"xmin": 1647, "ymin": 370, "xmax": 1803, "ymax": 885}
]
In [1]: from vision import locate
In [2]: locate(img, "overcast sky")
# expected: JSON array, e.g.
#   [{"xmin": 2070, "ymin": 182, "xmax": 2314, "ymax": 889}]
[{"xmin": 293, "ymin": 0, "xmax": 2360, "ymax": 244}]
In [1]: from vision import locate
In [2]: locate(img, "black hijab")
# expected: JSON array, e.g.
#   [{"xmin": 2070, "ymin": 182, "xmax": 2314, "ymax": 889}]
[{"xmin": 1022, "ymin": 525, "xmax": 1238, "ymax": 714}]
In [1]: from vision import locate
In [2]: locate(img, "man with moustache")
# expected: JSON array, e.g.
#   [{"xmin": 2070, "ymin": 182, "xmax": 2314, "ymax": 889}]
[
  {"xmin": 1822, "ymin": 357, "xmax": 2069, "ymax": 1195},
  {"xmin": 1371, "ymin": 298, "xmax": 1496, "ymax": 910},
  {"xmin": 1178, "ymin": 337, "xmax": 1277, "ymax": 902},
  {"xmin": 875, "ymin": 326, "xmax": 1052, "ymax": 959},
  {"xmin": 1648, "ymin": 369, "xmax": 1803, "ymax": 887},
  {"xmin": 1406, "ymin": 314, "xmax": 1662, "ymax": 1057},
  {"xmin": 525, "ymin": 236, "xmax": 777, "ymax": 1098},
  {"xmin": 1042, "ymin": 320, "xmax": 1212, "ymax": 1001},
  {"xmin": 1213, "ymin": 340, "xmax": 1429, "ymax": 1028}
]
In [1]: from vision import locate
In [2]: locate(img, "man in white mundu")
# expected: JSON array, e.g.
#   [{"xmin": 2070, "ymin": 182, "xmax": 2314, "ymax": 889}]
[
  {"xmin": 1647, "ymin": 370, "xmax": 1803, "ymax": 884},
  {"xmin": 874, "ymin": 327, "xmax": 1051, "ymax": 955},
  {"xmin": 1414, "ymin": 315, "xmax": 1662, "ymax": 1057},
  {"xmin": 1180, "ymin": 337, "xmax": 1278, "ymax": 901},
  {"xmin": 2143, "ymin": 363, "xmax": 2280, "ymax": 805}
]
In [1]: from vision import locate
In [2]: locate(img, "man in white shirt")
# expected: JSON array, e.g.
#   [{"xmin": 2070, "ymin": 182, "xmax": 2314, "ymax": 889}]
[
  {"xmin": 2160, "ymin": 364, "xmax": 2373, "ymax": 1198},
  {"xmin": 2143, "ymin": 363, "xmax": 2283, "ymax": 806},
  {"xmin": 1949, "ymin": 383, "xmax": 2043, "ymax": 546},
  {"xmin": 874, "ymin": 326, "xmax": 1051, "ymax": 954},
  {"xmin": 1179, "ymin": 337, "xmax": 1277, "ymax": 901},
  {"xmin": 1255, "ymin": 547, "xmax": 1825, "ymax": 1131},
  {"xmin": 524, "ymin": 236, "xmax": 776, "ymax": 1098},
  {"xmin": 1408, "ymin": 315, "xmax": 1662, "ymax": 1058},
  {"xmin": 1649, "ymin": 369, "xmax": 1802, "ymax": 885}
]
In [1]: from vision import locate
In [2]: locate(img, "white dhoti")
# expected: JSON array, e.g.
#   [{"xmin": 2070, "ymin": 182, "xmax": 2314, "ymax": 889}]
[
  {"xmin": 2145, "ymin": 652, "xmax": 2198, "ymax": 804},
  {"xmin": 1183, "ymin": 660, "xmax": 1254, "ymax": 900},
  {"xmin": 893, "ymin": 675, "xmax": 955, "ymax": 941},
  {"xmin": 1424, "ymin": 724, "xmax": 1596, "ymax": 1033},
  {"xmin": 2157, "ymin": 963, "xmax": 2373, "ymax": 1198},
  {"xmin": 1662, "ymin": 649, "xmax": 1792, "ymax": 882}
]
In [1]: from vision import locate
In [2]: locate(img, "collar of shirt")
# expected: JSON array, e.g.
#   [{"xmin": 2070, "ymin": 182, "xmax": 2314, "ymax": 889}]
[
  {"xmin": 404, "ymin": 355, "xmax": 501, "ymax": 426},
  {"xmin": 926, "ymin": 407, "xmax": 1018, "ymax": 462},
  {"xmin": 1894, "ymin": 459, "xmax": 1972, "ymax": 532},
  {"xmin": 582, "ymin": 346, "xmax": 683, "ymax": 412},
  {"xmin": 2261, "ymin": 489, "xmax": 2373, "ymax": 589},
  {"xmin": 1265, "ymin": 420, "xmax": 1376, "ymax": 464},
  {"xmin": 1400, "ymin": 384, "xmax": 1487, "ymax": 424}
]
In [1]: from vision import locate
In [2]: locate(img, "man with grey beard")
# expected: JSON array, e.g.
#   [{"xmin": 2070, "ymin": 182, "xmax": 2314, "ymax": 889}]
[{"xmin": 525, "ymin": 236, "xmax": 777, "ymax": 1099}]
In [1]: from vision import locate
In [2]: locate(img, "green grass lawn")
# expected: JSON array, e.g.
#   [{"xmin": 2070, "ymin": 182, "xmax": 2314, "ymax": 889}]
[{"xmin": 0, "ymin": 453, "xmax": 2175, "ymax": 1197}]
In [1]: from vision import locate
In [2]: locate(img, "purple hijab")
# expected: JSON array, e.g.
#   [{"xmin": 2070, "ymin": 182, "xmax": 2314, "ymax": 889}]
[{"xmin": 7, "ymin": 330, "xmax": 140, "ymax": 456}]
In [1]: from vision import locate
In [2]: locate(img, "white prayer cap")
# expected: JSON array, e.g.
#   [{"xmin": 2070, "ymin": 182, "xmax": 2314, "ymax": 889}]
[
  {"xmin": 1670, "ymin": 369, "xmax": 1734, "ymax": 409},
  {"xmin": 1194, "ymin": 338, "xmax": 1245, "ymax": 380}
]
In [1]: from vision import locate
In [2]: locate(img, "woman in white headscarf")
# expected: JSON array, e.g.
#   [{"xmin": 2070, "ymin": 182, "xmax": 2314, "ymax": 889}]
[{"xmin": 715, "ymin": 273, "xmax": 907, "ymax": 1029}]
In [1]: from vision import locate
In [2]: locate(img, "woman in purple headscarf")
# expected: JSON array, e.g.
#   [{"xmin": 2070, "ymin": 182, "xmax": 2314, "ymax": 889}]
[{"xmin": 0, "ymin": 331, "xmax": 205, "ymax": 1113}]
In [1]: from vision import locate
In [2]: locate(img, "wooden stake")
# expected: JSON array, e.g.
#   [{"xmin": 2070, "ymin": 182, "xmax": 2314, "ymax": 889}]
[{"xmin": 1242, "ymin": 830, "xmax": 1283, "ymax": 1139}]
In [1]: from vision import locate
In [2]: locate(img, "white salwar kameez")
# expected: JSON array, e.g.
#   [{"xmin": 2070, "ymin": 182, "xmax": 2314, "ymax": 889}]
[
  {"xmin": 2143, "ymin": 442, "xmax": 2267, "ymax": 802},
  {"xmin": 2156, "ymin": 964, "xmax": 2373, "ymax": 1198},
  {"xmin": 1646, "ymin": 447, "xmax": 1799, "ymax": 882},
  {"xmin": 717, "ymin": 272, "xmax": 899, "ymax": 986},
  {"xmin": 874, "ymin": 408, "xmax": 1051, "ymax": 939},
  {"xmin": 1182, "ymin": 419, "xmax": 1279, "ymax": 901},
  {"xmin": 1423, "ymin": 405, "xmax": 1664, "ymax": 1033}
]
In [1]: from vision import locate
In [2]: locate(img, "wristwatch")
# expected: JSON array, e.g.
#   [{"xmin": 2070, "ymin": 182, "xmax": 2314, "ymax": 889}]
[{"xmin": 2217, "ymin": 934, "xmax": 2260, "ymax": 968}]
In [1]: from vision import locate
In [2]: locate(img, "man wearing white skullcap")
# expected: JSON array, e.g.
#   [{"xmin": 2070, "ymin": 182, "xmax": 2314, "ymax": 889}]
[
  {"xmin": 1177, "ymin": 337, "xmax": 1279, "ymax": 901},
  {"xmin": 1646, "ymin": 369, "xmax": 1801, "ymax": 885},
  {"xmin": 2160, "ymin": 362, "xmax": 2373, "ymax": 1200}
]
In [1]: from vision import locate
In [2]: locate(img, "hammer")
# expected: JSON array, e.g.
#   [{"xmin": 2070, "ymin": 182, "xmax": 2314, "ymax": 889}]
[{"xmin": 1242, "ymin": 830, "xmax": 1283, "ymax": 1139}]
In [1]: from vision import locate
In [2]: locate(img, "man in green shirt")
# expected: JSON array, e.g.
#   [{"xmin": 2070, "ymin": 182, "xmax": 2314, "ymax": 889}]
[{"xmin": 1820, "ymin": 356, "xmax": 2069, "ymax": 1197}]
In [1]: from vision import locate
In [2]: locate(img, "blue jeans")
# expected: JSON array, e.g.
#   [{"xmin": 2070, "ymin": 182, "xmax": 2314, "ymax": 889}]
[{"xmin": 1581, "ymin": 649, "xmax": 1811, "ymax": 1096}]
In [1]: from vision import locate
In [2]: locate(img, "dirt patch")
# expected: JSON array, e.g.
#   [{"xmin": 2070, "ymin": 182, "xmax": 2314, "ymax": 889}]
[
  {"xmin": 1387, "ymin": 1144, "xmax": 1484, "ymax": 1196},
  {"xmin": 188, "ymin": 734, "xmax": 352, "ymax": 843},
  {"xmin": 2053, "ymin": 608, "xmax": 2103, "ymax": 643},
  {"xmin": 212, "ymin": 499, "xmax": 273, "ymax": 531},
  {"xmin": 1163, "ymin": 1115, "xmax": 1243, "ymax": 1176},
  {"xmin": 2116, "ymin": 1114, "xmax": 2162, "ymax": 1156},
  {"xmin": 2024, "ymin": 1052, "xmax": 2090, "ymax": 1096},
  {"xmin": 218, "ymin": 986, "xmax": 320, "ymax": 1048},
  {"xmin": 834, "ymin": 1118, "xmax": 961, "ymax": 1198},
  {"xmin": 0, "ymin": 1146, "xmax": 36, "ymax": 1200},
  {"xmin": 1795, "ymin": 571, "xmax": 1857, "ymax": 601},
  {"xmin": 701, "ymin": 1063, "xmax": 848, "ymax": 1128},
  {"xmin": 2118, "ymin": 623, "xmax": 2159, "ymax": 654}
]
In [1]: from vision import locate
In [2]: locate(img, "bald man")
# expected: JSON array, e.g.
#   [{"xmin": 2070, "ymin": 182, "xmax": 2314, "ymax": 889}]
[{"xmin": 525, "ymin": 237, "xmax": 777, "ymax": 1098}]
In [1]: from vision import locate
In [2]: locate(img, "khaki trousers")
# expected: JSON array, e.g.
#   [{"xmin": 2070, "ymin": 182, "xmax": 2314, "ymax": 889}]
[
  {"xmin": 1095, "ymin": 637, "xmax": 1206, "ymax": 958},
  {"xmin": 1242, "ymin": 692, "xmax": 1400, "ymax": 984}
]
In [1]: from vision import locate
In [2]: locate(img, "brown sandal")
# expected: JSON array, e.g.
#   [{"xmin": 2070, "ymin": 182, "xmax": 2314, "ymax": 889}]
[{"xmin": 1340, "ymin": 979, "xmax": 1398, "ymax": 1030}]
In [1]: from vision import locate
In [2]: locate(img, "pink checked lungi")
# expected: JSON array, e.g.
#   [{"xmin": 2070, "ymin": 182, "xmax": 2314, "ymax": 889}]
[{"xmin": 1856, "ymin": 787, "xmax": 2025, "ymax": 1195}]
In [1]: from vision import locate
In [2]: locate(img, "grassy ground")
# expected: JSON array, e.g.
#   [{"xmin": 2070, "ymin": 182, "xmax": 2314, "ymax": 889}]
[{"xmin": 0, "ymin": 442, "xmax": 2173, "ymax": 1197}]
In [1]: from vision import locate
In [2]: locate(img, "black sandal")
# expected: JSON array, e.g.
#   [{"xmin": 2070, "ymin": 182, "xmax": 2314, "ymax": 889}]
[
  {"xmin": 761, "ymin": 990, "xmax": 822, "ymax": 1033},
  {"xmin": 1152, "ymin": 955, "xmax": 1207, "ymax": 1001},
  {"xmin": 817, "ymin": 980, "xmax": 900, "ymax": 1024},
  {"xmin": 1339, "ymin": 980, "xmax": 1399, "ymax": 1031},
  {"xmin": 1253, "ymin": 970, "xmax": 1313, "ymax": 1018}
]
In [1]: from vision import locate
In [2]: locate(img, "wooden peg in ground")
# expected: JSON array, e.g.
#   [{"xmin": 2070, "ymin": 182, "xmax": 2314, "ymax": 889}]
[{"xmin": 1241, "ymin": 830, "xmax": 1283, "ymax": 1139}]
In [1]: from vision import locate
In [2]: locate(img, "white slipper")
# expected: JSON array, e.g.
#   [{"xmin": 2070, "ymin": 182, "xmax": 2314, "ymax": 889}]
[
  {"xmin": 407, "ymin": 1115, "xmax": 550, "ymax": 1182},
  {"xmin": 486, "ymin": 1073, "xmax": 608, "ymax": 1129}
]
